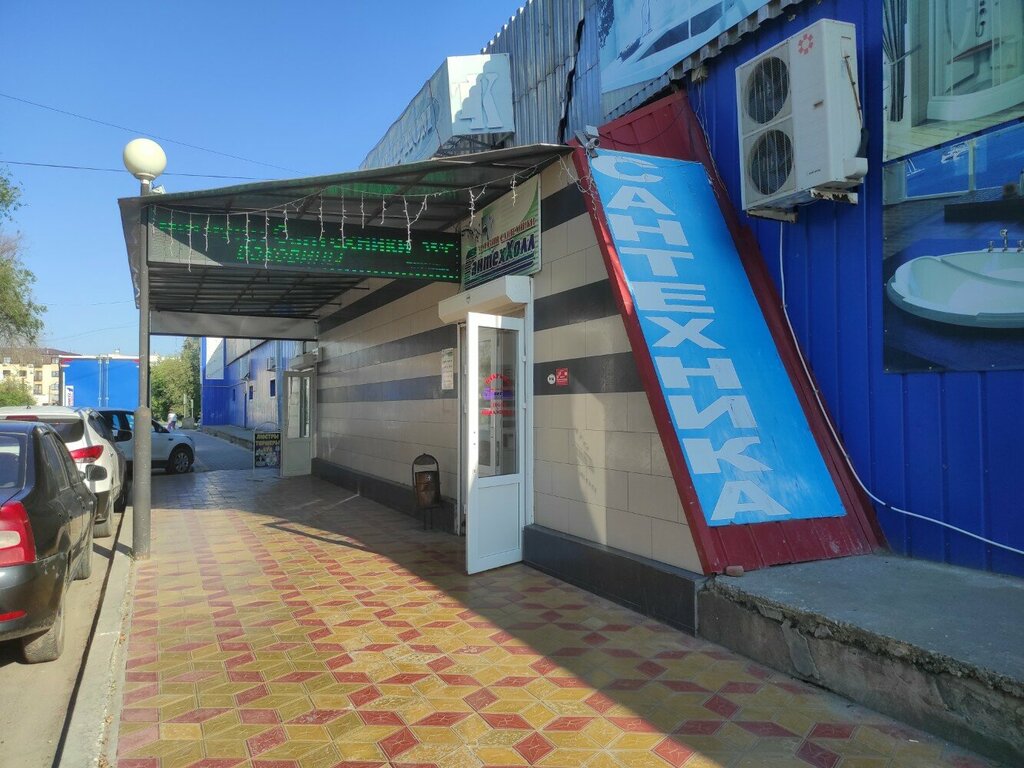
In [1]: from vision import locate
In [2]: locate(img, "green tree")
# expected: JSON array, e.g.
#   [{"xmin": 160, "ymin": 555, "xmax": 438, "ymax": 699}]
[
  {"xmin": 0, "ymin": 170, "xmax": 46, "ymax": 345},
  {"xmin": 0, "ymin": 377, "xmax": 34, "ymax": 407},
  {"xmin": 150, "ymin": 338, "xmax": 201, "ymax": 423},
  {"xmin": 0, "ymin": 169, "xmax": 20, "ymax": 221},
  {"xmin": 0, "ymin": 235, "xmax": 45, "ymax": 345}
]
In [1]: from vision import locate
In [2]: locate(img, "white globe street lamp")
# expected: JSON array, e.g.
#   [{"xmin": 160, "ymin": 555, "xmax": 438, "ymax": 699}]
[{"xmin": 123, "ymin": 138, "xmax": 167, "ymax": 193}]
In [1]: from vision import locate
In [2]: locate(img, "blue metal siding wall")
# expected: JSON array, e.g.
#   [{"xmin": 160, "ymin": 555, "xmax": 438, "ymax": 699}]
[
  {"xmin": 688, "ymin": 0, "xmax": 1023, "ymax": 576},
  {"xmin": 201, "ymin": 339, "xmax": 299, "ymax": 429},
  {"xmin": 200, "ymin": 338, "xmax": 231, "ymax": 426}
]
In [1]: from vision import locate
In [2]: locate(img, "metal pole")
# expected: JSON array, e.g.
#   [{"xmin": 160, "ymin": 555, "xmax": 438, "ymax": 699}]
[{"xmin": 133, "ymin": 179, "xmax": 152, "ymax": 560}]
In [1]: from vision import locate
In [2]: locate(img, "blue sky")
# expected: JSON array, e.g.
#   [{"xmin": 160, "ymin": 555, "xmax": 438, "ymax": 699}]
[{"xmin": 0, "ymin": 1, "xmax": 517, "ymax": 355}]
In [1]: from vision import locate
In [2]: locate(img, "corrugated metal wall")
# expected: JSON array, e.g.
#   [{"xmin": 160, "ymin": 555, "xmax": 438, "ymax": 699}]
[
  {"xmin": 686, "ymin": 0, "xmax": 1024, "ymax": 576},
  {"xmin": 482, "ymin": 0, "xmax": 601, "ymax": 146}
]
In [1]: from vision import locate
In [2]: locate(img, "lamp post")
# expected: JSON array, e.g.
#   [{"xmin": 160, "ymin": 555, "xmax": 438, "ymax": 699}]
[{"xmin": 123, "ymin": 138, "xmax": 166, "ymax": 560}]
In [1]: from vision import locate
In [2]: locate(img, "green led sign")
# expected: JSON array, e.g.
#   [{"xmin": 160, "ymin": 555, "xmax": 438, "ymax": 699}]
[{"xmin": 148, "ymin": 208, "xmax": 461, "ymax": 282}]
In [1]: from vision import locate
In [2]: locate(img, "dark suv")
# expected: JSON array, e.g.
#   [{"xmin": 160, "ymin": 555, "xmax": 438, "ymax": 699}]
[{"xmin": 0, "ymin": 421, "xmax": 98, "ymax": 662}]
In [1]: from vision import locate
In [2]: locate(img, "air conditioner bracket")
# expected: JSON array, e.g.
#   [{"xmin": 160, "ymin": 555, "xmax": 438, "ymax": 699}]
[{"xmin": 810, "ymin": 188, "xmax": 859, "ymax": 205}]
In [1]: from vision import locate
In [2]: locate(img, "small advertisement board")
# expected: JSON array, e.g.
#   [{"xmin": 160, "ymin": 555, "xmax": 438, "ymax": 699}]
[
  {"xmin": 461, "ymin": 175, "xmax": 541, "ymax": 290},
  {"xmin": 254, "ymin": 431, "xmax": 281, "ymax": 468}
]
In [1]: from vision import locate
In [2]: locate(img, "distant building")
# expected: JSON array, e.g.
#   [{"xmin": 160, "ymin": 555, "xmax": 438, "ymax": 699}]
[{"xmin": 0, "ymin": 346, "xmax": 76, "ymax": 405}]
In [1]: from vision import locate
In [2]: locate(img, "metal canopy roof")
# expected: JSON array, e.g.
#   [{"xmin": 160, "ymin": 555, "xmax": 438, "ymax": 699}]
[{"xmin": 119, "ymin": 143, "xmax": 571, "ymax": 339}]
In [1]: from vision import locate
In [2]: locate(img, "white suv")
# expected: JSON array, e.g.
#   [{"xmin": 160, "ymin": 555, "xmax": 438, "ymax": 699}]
[
  {"xmin": 96, "ymin": 409, "xmax": 195, "ymax": 475},
  {"xmin": 0, "ymin": 406, "xmax": 124, "ymax": 537}
]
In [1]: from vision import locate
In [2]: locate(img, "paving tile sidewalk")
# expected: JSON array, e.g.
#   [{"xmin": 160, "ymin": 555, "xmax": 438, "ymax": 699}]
[{"xmin": 116, "ymin": 471, "xmax": 997, "ymax": 768}]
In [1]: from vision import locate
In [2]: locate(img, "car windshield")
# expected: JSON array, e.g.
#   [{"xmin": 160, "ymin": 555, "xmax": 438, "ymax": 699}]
[{"xmin": 0, "ymin": 435, "xmax": 25, "ymax": 490}]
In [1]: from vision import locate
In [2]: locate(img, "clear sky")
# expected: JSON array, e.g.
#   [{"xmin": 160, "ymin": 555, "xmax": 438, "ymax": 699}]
[{"xmin": 0, "ymin": 1, "xmax": 519, "ymax": 356}]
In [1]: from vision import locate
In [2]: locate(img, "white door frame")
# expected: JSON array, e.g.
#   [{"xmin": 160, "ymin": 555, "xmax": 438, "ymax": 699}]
[
  {"xmin": 439, "ymin": 274, "xmax": 535, "ymax": 541},
  {"xmin": 465, "ymin": 311, "xmax": 526, "ymax": 574},
  {"xmin": 281, "ymin": 368, "xmax": 314, "ymax": 477}
]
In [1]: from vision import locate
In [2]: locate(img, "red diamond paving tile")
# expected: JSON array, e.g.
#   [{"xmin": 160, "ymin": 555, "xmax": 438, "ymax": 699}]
[
  {"xmin": 797, "ymin": 739, "xmax": 842, "ymax": 768},
  {"xmin": 735, "ymin": 720, "xmax": 798, "ymax": 737},
  {"xmin": 637, "ymin": 660, "xmax": 667, "ymax": 677},
  {"xmin": 703, "ymin": 694, "xmax": 739, "ymax": 718},
  {"xmin": 544, "ymin": 716, "xmax": 595, "ymax": 731},
  {"xmin": 810, "ymin": 723, "xmax": 857, "ymax": 739},
  {"xmin": 358, "ymin": 709, "xmax": 405, "ymax": 726},
  {"xmin": 676, "ymin": 720, "xmax": 725, "ymax": 736},
  {"xmin": 378, "ymin": 727, "xmax": 419, "ymax": 759},
  {"xmin": 116, "ymin": 472, "xmax": 997, "ymax": 768},
  {"xmin": 653, "ymin": 738, "xmax": 696, "ymax": 767},
  {"xmin": 246, "ymin": 726, "xmax": 287, "ymax": 757},
  {"xmin": 349, "ymin": 685, "xmax": 382, "ymax": 707},
  {"xmin": 414, "ymin": 711, "xmax": 471, "ymax": 727},
  {"xmin": 514, "ymin": 732, "xmax": 555, "ymax": 764},
  {"xmin": 464, "ymin": 688, "xmax": 498, "ymax": 710},
  {"xmin": 584, "ymin": 692, "xmax": 616, "ymax": 714},
  {"xmin": 480, "ymin": 712, "xmax": 532, "ymax": 729}
]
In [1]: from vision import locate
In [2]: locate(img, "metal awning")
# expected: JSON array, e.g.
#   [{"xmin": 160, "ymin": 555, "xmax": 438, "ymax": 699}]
[{"xmin": 119, "ymin": 144, "xmax": 571, "ymax": 339}]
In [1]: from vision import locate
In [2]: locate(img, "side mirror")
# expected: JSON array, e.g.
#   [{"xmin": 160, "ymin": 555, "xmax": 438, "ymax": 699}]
[
  {"xmin": 115, "ymin": 429, "xmax": 132, "ymax": 443},
  {"xmin": 84, "ymin": 464, "xmax": 107, "ymax": 482}
]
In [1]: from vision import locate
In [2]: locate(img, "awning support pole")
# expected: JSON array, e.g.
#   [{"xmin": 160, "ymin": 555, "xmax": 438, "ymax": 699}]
[{"xmin": 134, "ymin": 182, "xmax": 152, "ymax": 560}]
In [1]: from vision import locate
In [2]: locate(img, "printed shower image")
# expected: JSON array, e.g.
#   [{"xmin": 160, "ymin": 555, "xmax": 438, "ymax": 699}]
[
  {"xmin": 883, "ymin": 0, "xmax": 1024, "ymax": 160},
  {"xmin": 598, "ymin": 0, "xmax": 768, "ymax": 116},
  {"xmin": 882, "ymin": 120, "xmax": 1024, "ymax": 372}
]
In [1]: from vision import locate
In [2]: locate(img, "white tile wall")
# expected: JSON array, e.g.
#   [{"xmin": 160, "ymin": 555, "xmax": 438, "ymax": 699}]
[
  {"xmin": 528, "ymin": 179, "xmax": 702, "ymax": 573},
  {"xmin": 316, "ymin": 283, "xmax": 459, "ymax": 496}
]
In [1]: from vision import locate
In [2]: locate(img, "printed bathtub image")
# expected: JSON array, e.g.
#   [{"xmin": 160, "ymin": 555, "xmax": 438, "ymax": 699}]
[{"xmin": 887, "ymin": 245, "xmax": 1024, "ymax": 328}]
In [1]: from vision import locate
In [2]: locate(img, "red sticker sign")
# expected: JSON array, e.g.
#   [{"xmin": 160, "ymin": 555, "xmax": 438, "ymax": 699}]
[{"xmin": 555, "ymin": 368, "xmax": 569, "ymax": 387}]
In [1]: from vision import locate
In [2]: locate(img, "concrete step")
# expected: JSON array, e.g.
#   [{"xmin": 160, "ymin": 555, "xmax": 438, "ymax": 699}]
[{"xmin": 697, "ymin": 554, "xmax": 1024, "ymax": 766}]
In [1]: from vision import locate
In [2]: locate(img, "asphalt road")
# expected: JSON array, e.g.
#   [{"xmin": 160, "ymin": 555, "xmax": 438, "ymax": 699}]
[
  {"xmin": 186, "ymin": 430, "xmax": 254, "ymax": 473},
  {"xmin": 0, "ymin": 512, "xmax": 122, "ymax": 768}
]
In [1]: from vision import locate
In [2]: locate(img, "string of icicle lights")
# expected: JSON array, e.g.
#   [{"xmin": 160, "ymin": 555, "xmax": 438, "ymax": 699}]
[{"xmin": 145, "ymin": 161, "xmax": 545, "ymax": 261}]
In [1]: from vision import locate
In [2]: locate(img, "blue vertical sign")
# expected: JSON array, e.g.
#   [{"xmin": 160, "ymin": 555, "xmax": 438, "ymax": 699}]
[{"xmin": 590, "ymin": 150, "xmax": 846, "ymax": 526}]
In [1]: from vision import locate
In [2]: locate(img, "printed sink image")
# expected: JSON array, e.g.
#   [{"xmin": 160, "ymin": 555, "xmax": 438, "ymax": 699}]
[{"xmin": 886, "ymin": 249, "xmax": 1024, "ymax": 327}]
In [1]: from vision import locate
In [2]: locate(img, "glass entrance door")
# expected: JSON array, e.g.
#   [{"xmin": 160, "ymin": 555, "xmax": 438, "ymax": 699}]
[
  {"xmin": 465, "ymin": 312, "xmax": 525, "ymax": 574},
  {"xmin": 282, "ymin": 369, "xmax": 313, "ymax": 477}
]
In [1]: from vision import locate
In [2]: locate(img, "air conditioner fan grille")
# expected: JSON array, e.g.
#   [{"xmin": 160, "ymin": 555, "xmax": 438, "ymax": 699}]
[
  {"xmin": 749, "ymin": 130, "xmax": 794, "ymax": 196},
  {"xmin": 745, "ymin": 56, "xmax": 789, "ymax": 125}
]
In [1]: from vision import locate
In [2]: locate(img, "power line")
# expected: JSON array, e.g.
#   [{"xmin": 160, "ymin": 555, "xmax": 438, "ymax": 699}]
[
  {"xmin": 2, "ymin": 159, "xmax": 265, "ymax": 180},
  {"xmin": 42, "ymin": 323, "xmax": 136, "ymax": 342},
  {"xmin": 0, "ymin": 91, "xmax": 300, "ymax": 173}
]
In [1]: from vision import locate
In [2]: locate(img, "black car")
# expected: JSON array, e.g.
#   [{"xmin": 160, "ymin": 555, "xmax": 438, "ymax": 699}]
[{"xmin": 0, "ymin": 421, "xmax": 99, "ymax": 663}]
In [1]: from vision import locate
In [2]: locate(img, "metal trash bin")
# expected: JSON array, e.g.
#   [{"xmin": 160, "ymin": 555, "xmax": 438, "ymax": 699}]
[{"xmin": 412, "ymin": 453, "xmax": 441, "ymax": 530}]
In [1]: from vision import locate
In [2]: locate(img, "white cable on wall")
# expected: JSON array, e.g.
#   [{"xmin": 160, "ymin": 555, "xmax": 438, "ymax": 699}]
[{"xmin": 776, "ymin": 222, "xmax": 1024, "ymax": 558}]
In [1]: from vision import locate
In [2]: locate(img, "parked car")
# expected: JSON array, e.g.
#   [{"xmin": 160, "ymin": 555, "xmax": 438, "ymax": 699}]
[
  {"xmin": 96, "ymin": 408, "xmax": 195, "ymax": 475},
  {"xmin": 0, "ymin": 421, "xmax": 99, "ymax": 662},
  {"xmin": 0, "ymin": 406, "xmax": 124, "ymax": 538}
]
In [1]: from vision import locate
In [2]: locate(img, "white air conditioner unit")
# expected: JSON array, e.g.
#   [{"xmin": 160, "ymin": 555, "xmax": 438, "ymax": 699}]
[
  {"xmin": 736, "ymin": 19, "xmax": 868, "ymax": 218},
  {"xmin": 266, "ymin": 357, "xmax": 277, "ymax": 372}
]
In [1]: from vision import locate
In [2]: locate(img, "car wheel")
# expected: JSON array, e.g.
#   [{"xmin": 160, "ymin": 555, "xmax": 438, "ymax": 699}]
[
  {"xmin": 75, "ymin": 523, "xmax": 93, "ymax": 580},
  {"xmin": 114, "ymin": 476, "xmax": 131, "ymax": 513},
  {"xmin": 167, "ymin": 446, "xmax": 193, "ymax": 475},
  {"xmin": 22, "ymin": 576, "xmax": 67, "ymax": 663},
  {"xmin": 93, "ymin": 494, "xmax": 114, "ymax": 539}
]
